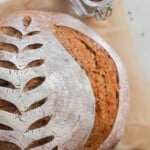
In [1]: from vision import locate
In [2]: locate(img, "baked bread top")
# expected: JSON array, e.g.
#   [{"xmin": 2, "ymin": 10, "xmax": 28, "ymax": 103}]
[{"xmin": 0, "ymin": 11, "xmax": 128, "ymax": 150}]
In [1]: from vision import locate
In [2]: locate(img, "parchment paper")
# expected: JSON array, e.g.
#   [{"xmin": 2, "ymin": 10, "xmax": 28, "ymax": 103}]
[{"xmin": 0, "ymin": 0, "xmax": 149, "ymax": 149}]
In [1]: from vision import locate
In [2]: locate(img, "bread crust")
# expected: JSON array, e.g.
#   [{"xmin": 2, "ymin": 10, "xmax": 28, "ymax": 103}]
[{"xmin": 0, "ymin": 11, "xmax": 128, "ymax": 150}]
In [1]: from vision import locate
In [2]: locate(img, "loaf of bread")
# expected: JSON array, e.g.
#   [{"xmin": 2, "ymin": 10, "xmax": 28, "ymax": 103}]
[{"xmin": 0, "ymin": 11, "xmax": 128, "ymax": 150}]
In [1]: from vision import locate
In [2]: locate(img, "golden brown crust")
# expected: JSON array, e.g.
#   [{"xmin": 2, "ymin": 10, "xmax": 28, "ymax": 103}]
[
  {"xmin": 0, "ymin": 141, "xmax": 21, "ymax": 150},
  {"xmin": 53, "ymin": 25, "xmax": 119, "ymax": 150}
]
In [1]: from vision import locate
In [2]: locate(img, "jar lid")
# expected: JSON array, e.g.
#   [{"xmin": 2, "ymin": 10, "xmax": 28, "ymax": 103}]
[{"xmin": 70, "ymin": 0, "xmax": 112, "ymax": 20}]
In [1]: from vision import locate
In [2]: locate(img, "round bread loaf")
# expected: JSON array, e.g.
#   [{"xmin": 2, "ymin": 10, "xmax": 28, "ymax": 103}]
[{"xmin": 0, "ymin": 11, "xmax": 128, "ymax": 150}]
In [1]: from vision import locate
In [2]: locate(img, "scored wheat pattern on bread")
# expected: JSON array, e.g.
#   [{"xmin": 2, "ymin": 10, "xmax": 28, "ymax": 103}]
[
  {"xmin": 0, "ymin": 13, "xmax": 95, "ymax": 150},
  {"xmin": 0, "ymin": 16, "xmax": 54, "ymax": 150}
]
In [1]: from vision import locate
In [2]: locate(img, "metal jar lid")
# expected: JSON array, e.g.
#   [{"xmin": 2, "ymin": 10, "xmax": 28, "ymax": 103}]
[{"xmin": 69, "ymin": 0, "xmax": 113, "ymax": 20}]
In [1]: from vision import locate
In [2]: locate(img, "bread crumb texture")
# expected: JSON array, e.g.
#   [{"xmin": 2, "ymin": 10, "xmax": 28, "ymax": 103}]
[{"xmin": 53, "ymin": 25, "xmax": 119, "ymax": 150}]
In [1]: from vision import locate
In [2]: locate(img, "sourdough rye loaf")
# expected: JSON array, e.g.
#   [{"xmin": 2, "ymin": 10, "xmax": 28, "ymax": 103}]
[{"xmin": 0, "ymin": 11, "xmax": 128, "ymax": 150}]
